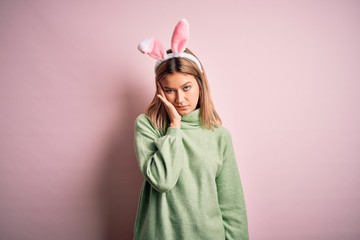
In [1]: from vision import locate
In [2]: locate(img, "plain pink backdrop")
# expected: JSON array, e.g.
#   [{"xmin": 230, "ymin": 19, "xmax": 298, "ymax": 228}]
[{"xmin": 1, "ymin": 0, "xmax": 359, "ymax": 239}]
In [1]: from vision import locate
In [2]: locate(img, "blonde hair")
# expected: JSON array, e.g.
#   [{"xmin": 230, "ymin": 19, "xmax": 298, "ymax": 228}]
[{"xmin": 145, "ymin": 48, "xmax": 222, "ymax": 129}]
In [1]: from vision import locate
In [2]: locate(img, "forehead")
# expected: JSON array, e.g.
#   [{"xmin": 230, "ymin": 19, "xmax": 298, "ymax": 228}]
[{"xmin": 160, "ymin": 72, "xmax": 196, "ymax": 87}]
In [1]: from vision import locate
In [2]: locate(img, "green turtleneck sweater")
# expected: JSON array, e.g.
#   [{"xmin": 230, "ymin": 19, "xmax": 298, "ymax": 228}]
[{"xmin": 133, "ymin": 109, "xmax": 248, "ymax": 240}]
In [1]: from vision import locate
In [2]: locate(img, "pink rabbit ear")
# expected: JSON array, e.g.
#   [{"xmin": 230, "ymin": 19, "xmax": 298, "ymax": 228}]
[
  {"xmin": 138, "ymin": 37, "xmax": 166, "ymax": 59},
  {"xmin": 171, "ymin": 19, "xmax": 189, "ymax": 54}
]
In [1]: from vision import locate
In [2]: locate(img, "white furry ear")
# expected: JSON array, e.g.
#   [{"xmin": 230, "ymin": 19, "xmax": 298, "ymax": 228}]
[
  {"xmin": 171, "ymin": 19, "xmax": 189, "ymax": 54},
  {"xmin": 138, "ymin": 38, "xmax": 166, "ymax": 59}
]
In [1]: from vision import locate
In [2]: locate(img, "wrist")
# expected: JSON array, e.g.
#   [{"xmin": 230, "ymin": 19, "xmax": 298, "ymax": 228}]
[{"xmin": 169, "ymin": 122, "xmax": 181, "ymax": 128}]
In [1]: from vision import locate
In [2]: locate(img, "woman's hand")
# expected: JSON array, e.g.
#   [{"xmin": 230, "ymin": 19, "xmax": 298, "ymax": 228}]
[{"xmin": 157, "ymin": 82, "xmax": 181, "ymax": 128}]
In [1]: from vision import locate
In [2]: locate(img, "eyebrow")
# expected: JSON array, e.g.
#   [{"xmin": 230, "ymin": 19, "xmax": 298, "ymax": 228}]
[{"xmin": 162, "ymin": 81, "xmax": 192, "ymax": 89}]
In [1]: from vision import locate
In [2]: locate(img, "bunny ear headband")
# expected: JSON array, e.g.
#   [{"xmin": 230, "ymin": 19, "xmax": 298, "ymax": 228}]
[{"xmin": 138, "ymin": 19, "xmax": 203, "ymax": 73}]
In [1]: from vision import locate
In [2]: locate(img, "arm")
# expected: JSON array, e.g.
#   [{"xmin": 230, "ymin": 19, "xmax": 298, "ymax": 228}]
[
  {"xmin": 134, "ymin": 115, "xmax": 185, "ymax": 193},
  {"xmin": 216, "ymin": 132, "xmax": 249, "ymax": 240}
]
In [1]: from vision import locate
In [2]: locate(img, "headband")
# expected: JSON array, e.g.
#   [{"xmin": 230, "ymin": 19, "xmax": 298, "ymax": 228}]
[{"xmin": 138, "ymin": 19, "xmax": 203, "ymax": 73}]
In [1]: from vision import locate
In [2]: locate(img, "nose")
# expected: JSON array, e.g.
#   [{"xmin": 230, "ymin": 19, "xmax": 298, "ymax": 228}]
[{"xmin": 175, "ymin": 91, "xmax": 185, "ymax": 104}]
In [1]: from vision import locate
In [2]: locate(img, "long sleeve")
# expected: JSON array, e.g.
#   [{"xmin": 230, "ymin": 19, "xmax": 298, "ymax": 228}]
[
  {"xmin": 134, "ymin": 115, "xmax": 185, "ymax": 193},
  {"xmin": 216, "ymin": 132, "xmax": 249, "ymax": 240}
]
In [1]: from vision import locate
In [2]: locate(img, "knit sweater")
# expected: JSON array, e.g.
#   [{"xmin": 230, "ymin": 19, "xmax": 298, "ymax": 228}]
[{"xmin": 133, "ymin": 109, "xmax": 248, "ymax": 240}]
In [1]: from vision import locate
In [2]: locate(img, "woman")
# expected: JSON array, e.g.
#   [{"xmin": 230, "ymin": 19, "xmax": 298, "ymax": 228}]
[{"xmin": 134, "ymin": 19, "xmax": 248, "ymax": 240}]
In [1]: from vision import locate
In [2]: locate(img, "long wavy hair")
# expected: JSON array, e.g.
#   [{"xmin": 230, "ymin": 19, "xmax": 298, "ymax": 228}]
[{"xmin": 145, "ymin": 48, "xmax": 222, "ymax": 130}]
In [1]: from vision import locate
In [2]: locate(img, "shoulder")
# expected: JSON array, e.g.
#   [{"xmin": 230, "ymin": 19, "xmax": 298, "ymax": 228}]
[
  {"xmin": 134, "ymin": 114, "xmax": 164, "ymax": 136},
  {"xmin": 135, "ymin": 114, "xmax": 153, "ymax": 131},
  {"xmin": 213, "ymin": 125, "xmax": 232, "ymax": 140},
  {"xmin": 214, "ymin": 125, "xmax": 235, "ymax": 159},
  {"xmin": 211, "ymin": 125, "xmax": 234, "ymax": 152},
  {"xmin": 135, "ymin": 114, "xmax": 150, "ymax": 126}
]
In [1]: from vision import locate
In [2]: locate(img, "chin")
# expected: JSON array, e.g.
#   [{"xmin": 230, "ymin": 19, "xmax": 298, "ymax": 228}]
[
  {"xmin": 178, "ymin": 111, "xmax": 189, "ymax": 116},
  {"xmin": 178, "ymin": 108, "xmax": 194, "ymax": 115}
]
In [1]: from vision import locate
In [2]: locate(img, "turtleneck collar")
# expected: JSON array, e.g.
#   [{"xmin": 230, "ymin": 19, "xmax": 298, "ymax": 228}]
[{"xmin": 181, "ymin": 108, "xmax": 202, "ymax": 129}]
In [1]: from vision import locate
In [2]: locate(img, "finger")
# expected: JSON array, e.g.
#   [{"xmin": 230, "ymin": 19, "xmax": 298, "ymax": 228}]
[
  {"xmin": 157, "ymin": 93, "xmax": 165, "ymax": 102},
  {"xmin": 157, "ymin": 94, "xmax": 176, "ymax": 113},
  {"xmin": 157, "ymin": 83, "xmax": 170, "ymax": 105},
  {"xmin": 157, "ymin": 94, "xmax": 171, "ymax": 107},
  {"xmin": 157, "ymin": 93, "xmax": 182, "ymax": 121},
  {"xmin": 157, "ymin": 82, "xmax": 165, "ymax": 97}
]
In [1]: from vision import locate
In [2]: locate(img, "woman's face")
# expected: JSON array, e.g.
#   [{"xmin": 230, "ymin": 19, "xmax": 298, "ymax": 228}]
[{"xmin": 159, "ymin": 72, "xmax": 200, "ymax": 115}]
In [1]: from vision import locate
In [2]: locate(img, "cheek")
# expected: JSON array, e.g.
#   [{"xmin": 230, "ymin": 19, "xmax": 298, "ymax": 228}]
[
  {"xmin": 193, "ymin": 87, "xmax": 200, "ymax": 100},
  {"xmin": 189, "ymin": 89, "xmax": 200, "ymax": 103},
  {"xmin": 165, "ymin": 94, "xmax": 175, "ymax": 102}
]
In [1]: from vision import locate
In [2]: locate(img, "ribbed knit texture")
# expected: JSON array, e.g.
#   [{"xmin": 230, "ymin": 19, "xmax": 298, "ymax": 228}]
[{"xmin": 134, "ymin": 109, "xmax": 248, "ymax": 240}]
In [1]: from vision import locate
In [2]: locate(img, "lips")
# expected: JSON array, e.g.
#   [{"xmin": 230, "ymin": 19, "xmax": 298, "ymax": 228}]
[{"xmin": 176, "ymin": 106, "xmax": 189, "ymax": 110}]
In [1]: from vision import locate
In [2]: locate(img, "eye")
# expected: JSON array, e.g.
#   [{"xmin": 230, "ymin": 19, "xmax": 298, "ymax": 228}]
[
  {"xmin": 183, "ymin": 85, "xmax": 191, "ymax": 91},
  {"xmin": 164, "ymin": 89, "xmax": 173, "ymax": 93}
]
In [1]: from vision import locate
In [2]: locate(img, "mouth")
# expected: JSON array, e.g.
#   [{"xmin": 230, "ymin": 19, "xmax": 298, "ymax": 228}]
[{"xmin": 176, "ymin": 106, "xmax": 189, "ymax": 110}]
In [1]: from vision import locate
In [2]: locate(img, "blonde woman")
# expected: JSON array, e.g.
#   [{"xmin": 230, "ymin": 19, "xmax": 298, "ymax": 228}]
[{"xmin": 134, "ymin": 19, "xmax": 248, "ymax": 240}]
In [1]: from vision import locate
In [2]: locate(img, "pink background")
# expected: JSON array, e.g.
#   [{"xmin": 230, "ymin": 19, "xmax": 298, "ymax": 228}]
[{"xmin": 1, "ymin": 0, "xmax": 359, "ymax": 239}]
